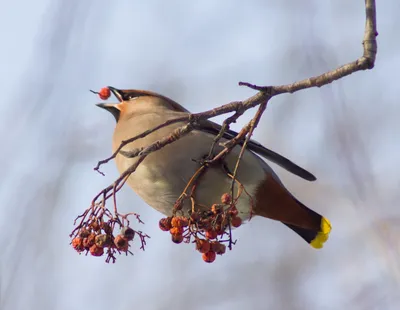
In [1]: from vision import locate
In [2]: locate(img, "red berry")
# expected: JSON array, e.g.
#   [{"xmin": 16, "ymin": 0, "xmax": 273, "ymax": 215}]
[
  {"xmin": 178, "ymin": 216, "xmax": 189, "ymax": 227},
  {"xmin": 210, "ymin": 241, "xmax": 226, "ymax": 255},
  {"xmin": 205, "ymin": 230, "xmax": 218, "ymax": 240},
  {"xmin": 121, "ymin": 227, "xmax": 135, "ymax": 241},
  {"xmin": 170, "ymin": 226, "xmax": 184, "ymax": 235},
  {"xmin": 72, "ymin": 237, "xmax": 84, "ymax": 252},
  {"xmin": 221, "ymin": 193, "xmax": 231, "ymax": 204},
  {"xmin": 229, "ymin": 206, "xmax": 239, "ymax": 216},
  {"xmin": 114, "ymin": 234, "xmax": 129, "ymax": 251},
  {"xmin": 211, "ymin": 204, "xmax": 221, "ymax": 214},
  {"xmin": 171, "ymin": 233, "xmax": 184, "ymax": 244},
  {"xmin": 190, "ymin": 212, "xmax": 200, "ymax": 222},
  {"xmin": 159, "ymin": 217, "xmax": 172, "ymax": 231},
  {"xmin": 89, "ymin": 245, "xmax": 104, "ymax": 257},
  {"xmin": 231, "ymin": 216, "xmax": 242, "ymax": 228},
  {"xmin": 98, "ymin": 87, "xmax": 111, "ymax": 100},
  {"xmin": 202, "ymin": 251, "xmax": 216, "ymax": 263},
  {"xmin": 196, "ymin": 239, "xmax": 211, "ymax": 254}
]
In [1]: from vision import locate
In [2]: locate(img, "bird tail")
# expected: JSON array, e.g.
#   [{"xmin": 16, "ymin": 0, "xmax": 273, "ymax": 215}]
[{"xmin": 283, "ymin": 198, "xmax": 331, "ymax": 249}]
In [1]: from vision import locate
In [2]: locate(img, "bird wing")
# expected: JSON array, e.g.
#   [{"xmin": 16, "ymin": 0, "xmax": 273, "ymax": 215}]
[{"xmin": 197, "ymin": 120, "xmax": 316, "ymax": 181}]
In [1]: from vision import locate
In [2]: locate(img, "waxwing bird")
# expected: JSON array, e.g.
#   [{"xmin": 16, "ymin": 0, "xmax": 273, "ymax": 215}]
[{"xmin": 97, "ymin": 87, "xmax": 331, "ymax": 249}]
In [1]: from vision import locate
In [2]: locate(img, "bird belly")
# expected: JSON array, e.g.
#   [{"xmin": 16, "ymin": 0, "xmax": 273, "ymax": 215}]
[{"xmin": 114, "ymin": 129, "xmax": 265, "ymax": 220}]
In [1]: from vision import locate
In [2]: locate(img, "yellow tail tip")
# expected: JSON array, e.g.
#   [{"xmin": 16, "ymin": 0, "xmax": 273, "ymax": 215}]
[{"xmin": 310, "ymin": 217, "xmax": 331, "ymax": 249}]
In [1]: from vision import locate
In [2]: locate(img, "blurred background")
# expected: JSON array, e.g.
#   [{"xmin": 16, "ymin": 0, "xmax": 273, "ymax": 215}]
[{"xmin": 1, "ymin": 1, "xmax": 399, "ymax": 309}]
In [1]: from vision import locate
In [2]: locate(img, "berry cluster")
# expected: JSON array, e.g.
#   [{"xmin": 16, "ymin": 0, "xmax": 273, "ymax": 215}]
[
  {"xmin": 70, "ymin": 202, "xmax": 149, "ymax": 263},
  {"xmin": 71, "ymin": 218, "xmax": 138, "ymax": 263},
  {"xmin": 159, "ymin": 193, "xmax": 242, "ymax": 263}
]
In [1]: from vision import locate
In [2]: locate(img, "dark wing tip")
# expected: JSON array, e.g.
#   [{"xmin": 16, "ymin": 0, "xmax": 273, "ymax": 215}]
[{"xmin": 247, "ymin": 140, "xmax": 317, "ymax": 182}]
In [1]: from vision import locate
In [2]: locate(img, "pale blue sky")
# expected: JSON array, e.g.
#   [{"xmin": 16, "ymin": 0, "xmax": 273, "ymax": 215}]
[{"xmin": 1, "ymin": 1, "xmax": 400, "ymax": 309}]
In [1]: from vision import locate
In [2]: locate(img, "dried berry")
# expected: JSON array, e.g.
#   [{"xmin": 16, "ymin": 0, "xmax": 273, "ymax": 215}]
[
  {"xmin": 101, "ymin": 222, "xmax": 112, "ymax": 234},
  {"xmin": 231, "ymin": 216, "xmax": 242, "ymax": 228},
  {"xmin": 89, "ymin": 244, "xmax": 104, "ymax": 257},
  {"xmin": 95, "ymin": 234, "xmax": 111, "ymax": 248},
  {"xmin": 159, "ymin": 217, "xmax": 172, "ymax": 231},
  {"xmin": 90, "ymin": 221, "xmax": 100, "ymax": 232},
  {"xmin": 177, "ymin": 216, "xmax": 189, "ymax": 227},
  {"xmin": 198, "ymin": 219, "xmax": 211, "ymax": 230},
  {"xmin": 83, "ymin": 233, "xmax": 96, "ymax": 248},
  {"xmin": 114, "ymin": 234, "xmax": 129, "ymax": 251},
  {"xmin": 171, "ymin": 233, "xmax": 184, "ymax": 244},
  {"xmin": 121, "ymin": 227, "xmax": 135, "ymax": 241},
  {"xmin": 196, "ymin": 239, "xmax": 211, "ymax": 254},
  {"xmin": 202, "ymin": 251, "xmax": 216, "ymax": 263},
  {"xmin": 79, "ymin": 229, "xmax": 90, "ymax": 238},
  {"xmin": 171, "ymin": 217, "xmax": 182, "ymax": 228},
  {"xmin": 211, "ymin": 204, "xmax": 221, "ymax": 214},
  {"xmin": 229, "ymin": 206, "xmax": 239, "ymax": 216},
  {"xmin": 205, "ymin": 230, "xmax": 218, "ymax": 240},
  {"xmin": 170, "ymin": 226, "xmax": 184, "ymax": 235},
  {"xmin": 210, "ymin": 241, "xmax": 226, "ymax": 255},
  {"xmin": 221, "ymin": 193, "xmax": 231, "ymax": 205},
  {"xmin": 72, "ymin": 237, "xmax": 84, "ymax": 252},
  {"xmin": 190, "ymin": 212, "xmax": 200, "ymax": 222}
]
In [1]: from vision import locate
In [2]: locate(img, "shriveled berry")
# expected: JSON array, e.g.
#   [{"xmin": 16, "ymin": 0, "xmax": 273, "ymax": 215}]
[
  {"xmin": 231, "ymin": 216, "xmax": 242, "ymax": 228},
  {"xmin": 95, "ymin": 234, "xmax": 111, "ymax": 248},
  {"xmin": 170, "ymin": 226, "xmax": 184, "ymax": 235},
  {"xmin": 221, "ymin": 193, "xmax": 231, "ymax": 205},
  {"xmin": 90, "ymin": 221, "xmax": 100, "ymax": 232},
  {"xmin": 101, "ymin": 222, "xmax": 112, "ymax": 234},
  {"xmin": 121, "ymin": 226, "xmax": 135, "ymax": 241},
  {"xmin": 198, "ymin": 219, "xmax": 211, "ymax": 230},
  {"xmin": 171, "ymin": 233, "xmax": 184, "ymax": 244},
  {"xmin": 190, "ymin": 212, "xmax": 200, "ymax": 222},
  {"xmin": 196, "ymin": 239, "xmax": 211, "ymax": 254},
  {"xmin": 229, "ymin": 206, "xmax": 239, "ymax": 216},
  {"xmin": 89, "ymin": 244, "xmax": 104, "ymax": 257},
  {"xmin": 114, "ymin": 234, "xmax": 129, "ymax": 251},
  {"xmin": 202, "ymin": 251, "xmax": 216, "ymax": 263},
  {"xmin": 98, "ymin": 87, "xmax": 111, "ymax": 100},
  {"xmin": 210, "ymin": 241, "xmax": 226, "ymax": 255},
  {"xmin": 83, "ymin": 233, "xmax": 96, "ymax": 249},
  {"xmin": 72, "ymin": 237, "xmax": 84, "ymax": 252},
  {"xmin": 159, "ymin": 217, "xmax": 172, "ymax": 231},
  {"xmin": 211, "ymin": 204, "xmax": 221, "ymax": 214},
  {"xmin": 79, "ymin": 229, "xmax": 90, "ymax": 238},
  {"xmin": 177, "ymin": 216, "xmax": 189, "ymax": 227},
  {"xmin": 171, "ymin": 217, "xmax": 182, "ymax": 228},
  {"xmin": 205, "ymin": 230, "xmax": 218, "ymax": 240}
]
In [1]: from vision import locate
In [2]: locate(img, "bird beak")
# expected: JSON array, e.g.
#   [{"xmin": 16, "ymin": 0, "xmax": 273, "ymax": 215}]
[
  {"xmin": 96, "ymin": 103, "xmax": 121, "ymax": 122},
  {"xmin": 107, "ymin": 86, "xmax": 125, "ymax": 102}
]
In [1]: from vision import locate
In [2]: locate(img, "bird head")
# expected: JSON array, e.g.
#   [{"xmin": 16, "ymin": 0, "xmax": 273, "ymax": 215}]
[{"xmin": 96, "ymin": 86, "xmax": 189, "ymax": 122}]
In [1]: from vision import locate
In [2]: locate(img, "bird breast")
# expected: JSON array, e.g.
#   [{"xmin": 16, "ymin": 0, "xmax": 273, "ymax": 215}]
[{"xmin": 113, "ymin": 116, "xmax": 265, "ymax": 220}]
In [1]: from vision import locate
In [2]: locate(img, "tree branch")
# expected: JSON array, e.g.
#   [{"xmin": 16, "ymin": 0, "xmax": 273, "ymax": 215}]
[{"xmin": 72, "ymin": 0, "xmax": 378, "ymax": 262}]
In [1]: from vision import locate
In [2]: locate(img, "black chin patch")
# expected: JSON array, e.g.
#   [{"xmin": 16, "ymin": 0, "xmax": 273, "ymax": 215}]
[
  {"xmin": 107, "ymin": 107, "xmax": 121, "ymax": 122},
  {"xmin": 97, "ymin": 104, "xmax": 120, "ymax": 122}
]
